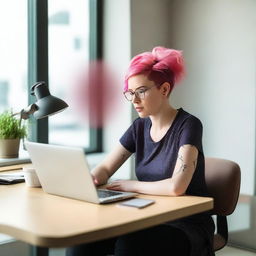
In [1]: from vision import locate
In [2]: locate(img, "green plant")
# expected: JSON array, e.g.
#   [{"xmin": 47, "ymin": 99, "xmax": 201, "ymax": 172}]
[{"xmin": 0, "ymin": 111, "xmax": 27, "ymax": 139}]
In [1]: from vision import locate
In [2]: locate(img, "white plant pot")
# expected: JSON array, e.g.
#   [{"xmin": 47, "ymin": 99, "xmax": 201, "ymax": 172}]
[{"xmin": 0, "ymin": 138, "xmax": 20, "ymax": 158}]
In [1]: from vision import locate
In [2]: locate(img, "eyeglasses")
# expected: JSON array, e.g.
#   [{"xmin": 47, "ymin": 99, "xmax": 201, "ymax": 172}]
[{"xmin": 123, "ymin": 85, "xmax": 157, "ymax": 101}]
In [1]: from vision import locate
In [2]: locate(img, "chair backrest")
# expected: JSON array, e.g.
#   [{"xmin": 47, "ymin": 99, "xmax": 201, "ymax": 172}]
[
  {"xmin": 205, "ymin": 157, "xmax": 241, "ymax": 251},
  {"xmin": 205, "ymin": 157, "xmax": 241, "ymax": 215}
]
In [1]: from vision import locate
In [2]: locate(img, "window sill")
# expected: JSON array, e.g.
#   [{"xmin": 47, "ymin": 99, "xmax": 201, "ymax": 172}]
[
  {"xmin": 0, "ymin": 234, "xmax": 14, "ymax": 245},
  {"xmin": 0, "ymin": 149, "xmax": 31, "ymax": 169},
  {"xmin": 0, "ymin": 151, "xmax": 106, "ymax": 171}
]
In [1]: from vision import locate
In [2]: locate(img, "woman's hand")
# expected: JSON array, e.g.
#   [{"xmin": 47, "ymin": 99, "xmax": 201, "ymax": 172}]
[
  {"xmin": 91, "ymin": 174, "xmax": 99, "ymax": 186},
  {"xmin": 91, "ymin": 143, "xmax": 132, "ymax": 186},
  {"xmin": 106, "ymin": 180, "xmax": 138, "ymax": 192}
]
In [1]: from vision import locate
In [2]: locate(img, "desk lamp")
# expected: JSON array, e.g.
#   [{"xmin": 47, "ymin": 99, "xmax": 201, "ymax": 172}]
[
  {"xmin": 1, "ymin": 82, "xmax": 68, "ymax": 158},
  {"xmin": 15, "ymin": 81, "xmax": 68, "ymax": 120}
]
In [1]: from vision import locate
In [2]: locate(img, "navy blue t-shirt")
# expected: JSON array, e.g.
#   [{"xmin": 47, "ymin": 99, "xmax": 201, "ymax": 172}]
[
  {"xmin": 120, "ymin": 108, "xmax": 208, "ymax": 197},
  {"xmin": 119, "ymin": 108, "xmax": 215, "ymax": 256}
]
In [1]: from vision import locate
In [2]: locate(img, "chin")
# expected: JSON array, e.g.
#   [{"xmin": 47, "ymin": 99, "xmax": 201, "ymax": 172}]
[{"xmin": 137, "ymin": 112, "xmax": 149, "ymax": 118}]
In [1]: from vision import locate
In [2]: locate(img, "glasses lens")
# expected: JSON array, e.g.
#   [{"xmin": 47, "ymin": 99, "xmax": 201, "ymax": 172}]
[
  {"xmin": 124, "ymin": 92, "xmax": 132, "ymax": 101},
  {"xmin": 136, "ymin": 90, "xmax": 145, "ymax": 99}
]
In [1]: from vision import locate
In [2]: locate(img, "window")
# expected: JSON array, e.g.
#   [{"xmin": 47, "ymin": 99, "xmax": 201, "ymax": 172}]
[
  {"xmin": 0, "ymin": 0, "xmax": 102, "ymax": 165},
  {"xmin": 0, "ymin": 1, "xmax": 28, "ymax": 115},
  {"xmin": 48, "ymin": 0, "xmax": 91, "ymax": 148}
]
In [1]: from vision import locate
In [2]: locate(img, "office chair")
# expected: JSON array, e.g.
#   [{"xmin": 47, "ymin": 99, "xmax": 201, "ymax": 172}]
[{"xmin": 205, "ymin": 157, "xmax": 241, "ymax": 251}]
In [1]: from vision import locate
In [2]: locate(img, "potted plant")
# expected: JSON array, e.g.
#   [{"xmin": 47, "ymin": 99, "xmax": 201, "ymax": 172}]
[{"xmin": 0, "ymin": 110, "xmax": 27, "ymax": 158}]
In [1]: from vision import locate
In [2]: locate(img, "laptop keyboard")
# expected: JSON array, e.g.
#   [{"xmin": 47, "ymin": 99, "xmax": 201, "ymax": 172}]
[{"xmin": 97, "ymin": 189, "xmax": 122, "ymax": 198}]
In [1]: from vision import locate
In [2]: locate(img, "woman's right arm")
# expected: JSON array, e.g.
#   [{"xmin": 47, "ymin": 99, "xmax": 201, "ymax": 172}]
[{"xmin": 91, "ymin": 142, "xmax": 132, "ymax": 185}]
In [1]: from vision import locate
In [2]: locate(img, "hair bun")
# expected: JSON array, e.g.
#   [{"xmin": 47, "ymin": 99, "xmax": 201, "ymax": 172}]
[
  {"xmin": 124, "ymin": 46, "xmax": 185, "ymax": 91},
  {"xmin": 152, "ymin": 46, "xmax": 185, "ymax": 83}
]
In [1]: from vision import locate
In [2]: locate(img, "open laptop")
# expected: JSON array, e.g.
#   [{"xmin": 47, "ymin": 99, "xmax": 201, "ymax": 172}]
[{"xmin": 25, "ymin": 141, "xmax": 137, "ymax": 204}]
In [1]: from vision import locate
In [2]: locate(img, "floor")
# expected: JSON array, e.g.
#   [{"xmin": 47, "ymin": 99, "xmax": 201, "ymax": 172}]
[
  {"xmin": 216, "ymin": 246, "xmax": 256, "ymax": 256},
  {"xmin": 0, "ymin": 242, "xmax": 255, "ymax": 256},
  {"xmin": 48, "ymin": 246, "xmax": 256, "ymax": 256}
]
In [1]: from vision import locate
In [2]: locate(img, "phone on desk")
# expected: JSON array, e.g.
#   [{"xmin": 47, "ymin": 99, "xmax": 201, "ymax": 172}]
[{"xmin": 118, "ymin": 198, "xmax": 155, "ymax": 209}]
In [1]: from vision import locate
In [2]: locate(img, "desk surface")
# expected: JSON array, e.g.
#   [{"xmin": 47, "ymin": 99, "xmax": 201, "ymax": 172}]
[{"xmin": 0, "ymin": 183, "xmax": 213, "ymax": 248}]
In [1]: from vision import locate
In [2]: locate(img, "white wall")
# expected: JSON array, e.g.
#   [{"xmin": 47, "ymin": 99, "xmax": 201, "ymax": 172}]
[
  {"xmin": 102, "ymin": 0, "xmax": 132, "ymax": 179},
  {"xmin": 130, "ymin": 0, "xmax": 170, "ymax": 56},
  {"xmin": 168, "ymin": 0, "xmax": 256, "ymax": 194},
  {"xmin": 130, "ymin": 0, "xmax": 170, "ymax": 123}
]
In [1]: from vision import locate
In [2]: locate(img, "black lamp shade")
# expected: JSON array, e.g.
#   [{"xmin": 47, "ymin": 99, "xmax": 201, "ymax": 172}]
[
  {"xmin": 33, "ymin": 95, "xmax": 68, "ymax": 119},
  {"xmin": 32, "ymin": 82, "xmax": 68, "ymax": 119}
]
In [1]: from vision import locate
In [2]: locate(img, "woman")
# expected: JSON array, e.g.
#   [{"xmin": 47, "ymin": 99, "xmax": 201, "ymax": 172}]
[{"xmin": 66, "ymin": 47, "xmax": 215, "ymax": 256}]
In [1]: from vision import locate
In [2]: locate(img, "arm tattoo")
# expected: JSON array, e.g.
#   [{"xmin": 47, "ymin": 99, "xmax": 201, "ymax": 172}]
[
  {"xmin": 177, "ymin": 154, "xmax": 187, "ymax": 173},
  {"xmin": 179, "ymin": 163, "xmax": 187, "ymax": 173},
  {"xmin": 178, "ymin": 154, "xmax": 184, "ymax": 162},
  {"xmin": 175, "ymin": 154, "xmax": 197, "ymax": 175}
]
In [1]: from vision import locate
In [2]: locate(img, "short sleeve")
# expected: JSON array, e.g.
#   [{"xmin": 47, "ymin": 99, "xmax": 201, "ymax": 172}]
[
  {"xmin": 178, "ymin": 116, "xmax": 203, "ymax": 153},
  {"xmin": 119, "ymin": 121, "xmax": 137, "ymax": 153}
]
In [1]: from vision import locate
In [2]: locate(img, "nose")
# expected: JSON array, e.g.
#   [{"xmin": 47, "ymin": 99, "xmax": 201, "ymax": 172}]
[{"xmin": 132, "ymin": 93, "xmax": 141, "ymax": 103}]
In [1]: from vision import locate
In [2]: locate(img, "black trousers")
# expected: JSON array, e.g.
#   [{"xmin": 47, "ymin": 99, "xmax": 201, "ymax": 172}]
[{"xmin": 66, "ymin": 224, "xmax": 191, "ymax": 256}]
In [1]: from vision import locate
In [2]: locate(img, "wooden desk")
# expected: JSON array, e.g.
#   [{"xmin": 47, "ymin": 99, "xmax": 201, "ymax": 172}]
[{"xmin": 0, "ymin": 183, "xmax": 213, "ymax": 255}]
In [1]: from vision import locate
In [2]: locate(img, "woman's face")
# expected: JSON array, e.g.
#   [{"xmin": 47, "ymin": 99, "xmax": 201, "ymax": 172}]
[{"xmin": 127, "ymin": 74, "xmax": 166, "ymax": 118}]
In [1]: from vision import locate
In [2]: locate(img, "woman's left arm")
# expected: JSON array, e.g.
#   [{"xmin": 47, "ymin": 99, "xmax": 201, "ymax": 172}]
[{"xmin": 106, "ymin": 144, "xmax": 198, "ymax": 196}]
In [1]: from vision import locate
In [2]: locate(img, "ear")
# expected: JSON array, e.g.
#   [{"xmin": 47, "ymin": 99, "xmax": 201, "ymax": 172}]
[{"xmin": 161, "ymin": 82, "xmax": 171, "ymax": 96}]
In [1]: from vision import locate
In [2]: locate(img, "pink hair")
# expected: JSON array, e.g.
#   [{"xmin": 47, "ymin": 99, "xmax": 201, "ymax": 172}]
[{"xmin": 124, "ymin": 46, "xmax": 185, "ymax": 92}]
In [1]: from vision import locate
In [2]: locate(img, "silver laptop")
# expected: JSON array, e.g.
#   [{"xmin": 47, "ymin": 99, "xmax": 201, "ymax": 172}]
[{"xmin": 25, "ymin": 141, "xmax": 137, "ymax": 204}]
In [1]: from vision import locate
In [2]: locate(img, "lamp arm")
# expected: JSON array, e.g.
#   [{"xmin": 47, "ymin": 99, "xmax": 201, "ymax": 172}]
[
  {"xmin": 12, "ymin": 104, "xmax": 38, "ymax": 121},
  {"xmin": 20, "ymin": 104, "xmax": 38, "ymax": 120}
]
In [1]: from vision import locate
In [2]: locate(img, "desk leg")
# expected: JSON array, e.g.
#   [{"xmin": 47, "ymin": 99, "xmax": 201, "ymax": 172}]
[{"xmin": 31, "ymin": 246, "xmax": 49, "ymax": 256}]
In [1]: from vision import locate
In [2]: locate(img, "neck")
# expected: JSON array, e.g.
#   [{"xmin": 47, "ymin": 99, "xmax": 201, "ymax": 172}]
[{"xmin": 150, "ymin": 104, "xmax": 178, "ymax": 130}]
